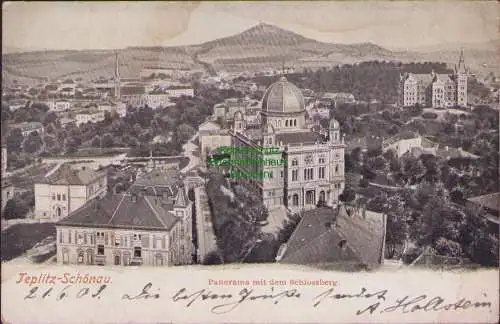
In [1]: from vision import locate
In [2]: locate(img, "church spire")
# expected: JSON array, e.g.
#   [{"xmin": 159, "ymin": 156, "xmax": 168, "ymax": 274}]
[{"xmin": 457, "ymin": 49, "xmax": 467, "ymax": 74}]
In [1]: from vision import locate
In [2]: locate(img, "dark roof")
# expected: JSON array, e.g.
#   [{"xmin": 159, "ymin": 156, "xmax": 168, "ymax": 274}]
[
  {"xmin": 467, "ymin": 192, "xmax": 500, "ymax": 213},
  {"xmin": 56, "ymin": 193, "xmax": 180, "ymax": 231},
  {"xmin": 41, "ymin": 164, "xmax": 106, "ymax": 185},
  {"xmin": 275, "ymin": 131, "xmax": 324, "ymax": 145},
  {"xmin": 121, "ymin": 86, "xmax": 145, "ymax": 96},
  {"xmin": 279, "ymin": 206, "xmax": 386, "ymax": 267}
]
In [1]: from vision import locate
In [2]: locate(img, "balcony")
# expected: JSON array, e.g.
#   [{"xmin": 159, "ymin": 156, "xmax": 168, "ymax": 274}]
[{"xmin": 95, "ymin": 255, "xmax": 106, "ymax": 265}]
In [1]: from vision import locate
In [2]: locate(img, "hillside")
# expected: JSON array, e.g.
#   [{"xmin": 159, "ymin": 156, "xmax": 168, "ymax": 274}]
[{"xmin": 2, "ymin": 23, "xmax": 496, "ymax": 86}]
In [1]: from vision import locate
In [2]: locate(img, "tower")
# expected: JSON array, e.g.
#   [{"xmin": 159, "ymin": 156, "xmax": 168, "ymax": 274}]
[
  {"xmin": 114, "ymin": 52, "xmax": 121, "ymax": 99},
  {"xmin": 455, "ymin": 50, "xmax": 468, "ymax": 107}
]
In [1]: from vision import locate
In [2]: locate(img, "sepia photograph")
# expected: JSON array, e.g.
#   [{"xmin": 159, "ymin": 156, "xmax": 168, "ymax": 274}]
[{"xmin": 1, "ymin": 1, "xmax": 499, "ymax": 323}]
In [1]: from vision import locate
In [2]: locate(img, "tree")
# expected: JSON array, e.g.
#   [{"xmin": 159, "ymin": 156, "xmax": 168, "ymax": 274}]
[
  {"xmin": 339, "ymin": 187, "xmax": 356, "ymax": 203},
  {"xmin": 176, "ymin": 123, "xmax": 195, "ymax": 142},
  {"xmin": 23, "ymin": 132, "xmax": 43, "ymax": 154},
  {"xmin": 100, "ymin": 133, "xmax": 114, "ymax": 148},
  {"xmin": 3, "ymin": 196, "xmax": 30, "ymax": 219},
  {"xmin": 6, "ymin": 128, "xmax": 24, "ymax": 153},
  {"xmin": 203, "ymin": 251, "xmax": 223, "ymax": 265}
]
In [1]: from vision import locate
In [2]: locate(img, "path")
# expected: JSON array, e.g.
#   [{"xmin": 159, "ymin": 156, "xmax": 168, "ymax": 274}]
[
  {"xmin": 368, "ymin": 182, "xmax": 417, "ymax": 191},
  {"xmin": 180, "ymin": 133, "xmax": 201, "ymax": 174},
  {"xmin": 194, "ymin": 186, "xmax": 217, "ymax": 262}
]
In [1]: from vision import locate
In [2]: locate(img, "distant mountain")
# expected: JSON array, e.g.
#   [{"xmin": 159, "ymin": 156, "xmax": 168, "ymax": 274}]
[
  {"xmin": 2, "ymin": 23, "xmax": 497, "ymax": 85},
  {"xmin": 200, "ymin": 23, "xmax": 317, "ymax": 47}
]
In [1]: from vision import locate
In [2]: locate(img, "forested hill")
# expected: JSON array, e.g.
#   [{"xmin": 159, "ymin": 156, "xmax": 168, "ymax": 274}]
[{"xmin": 251, "ymin": 61, "xmax": 452, "ymax": 104}]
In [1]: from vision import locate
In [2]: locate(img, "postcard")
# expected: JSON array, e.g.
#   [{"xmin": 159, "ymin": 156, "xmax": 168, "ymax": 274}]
[{"xmin": 1, "ymin": 1, "xmax": 499, "ymax": 323}]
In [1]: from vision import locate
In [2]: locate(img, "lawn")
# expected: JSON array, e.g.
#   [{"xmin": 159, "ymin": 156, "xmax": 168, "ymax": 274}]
[{"xmin": 1, "ymin": 223, "xmax": 56, "ymax": 262}]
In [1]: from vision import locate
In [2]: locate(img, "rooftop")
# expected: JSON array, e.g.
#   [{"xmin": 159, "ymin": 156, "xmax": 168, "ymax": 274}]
[
  {"xmin": 41, "ymin": 164, "xmax": 106, "ymax": 186},
  {"xmin": 278, "ymin": 206, "xmax": 386, "ymax": 267},
  {"xmin": 467, "ymin": 192, "xmax": 500, "ymax": 213},
  {"xmin": 56, "ymin": 192, "xmax": 180, "ymax": 231}
]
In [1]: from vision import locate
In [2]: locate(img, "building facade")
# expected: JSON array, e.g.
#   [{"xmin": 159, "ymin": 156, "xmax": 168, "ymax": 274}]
[
  {"xmin": 1, "ymin": 145, "xmax": 7, "ymax": 176},
  {"xmin": 400, "ymin": 51, "xmax": 468, "ymax": 108},
  {"xmin": 34, "ymin": 164, "xmax": 107, "ymax": 220},
  {"xmin": 224, "ymin": 77, "xmax": 345, "ymax": 212},
  {"xmin": 55, "ymin": 170, "xmax": 193, "ymax": 266},
  {"xmin": 75, "ymin": 110, "xmax": 105, "ymax": 126}
]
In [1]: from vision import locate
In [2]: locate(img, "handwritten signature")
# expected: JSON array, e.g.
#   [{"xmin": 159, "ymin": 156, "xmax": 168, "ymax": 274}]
[{"xmin": 23, "ymin": 282, "xmax": 492, "ymax": 316}]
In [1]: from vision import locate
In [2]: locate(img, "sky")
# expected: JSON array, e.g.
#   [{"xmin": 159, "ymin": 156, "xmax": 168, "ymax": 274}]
[{"xmin": 2, "ymin": 1, "xmax": 498, "ymax": 52}]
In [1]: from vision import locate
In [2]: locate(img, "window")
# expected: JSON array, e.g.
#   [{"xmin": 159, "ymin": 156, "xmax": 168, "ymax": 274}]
[
  {"xmin": 304, "ymin": 168, "xmax": 313, "ymax": 181},
  {"xmin": 181, "ymin": 228, "xmax": 185, "ymax": 239},
  {"xmin": 105, "ymin": 233, "xmax": 109, "ymax": 245},
  {"xmin": 335, "ymin": 164, "xmax": 339, "ymax": 173},
  {"xmin": 319, "ymin": 167, "xmax": 326, "ymax": 179},
  {"xmin": 153, "ymin": 237, "xmax": 157, "ymax": 249},
  {"xmin": 57, "ymin": 194, "xmax": 61, "ymax": 201},
  {"xmin": 319, "ymin": 191, "xmax": 326, "ymax": 202},
  {"xmin": 292, "ymin": 170, "xmax": 298, "ymax": 181},
  {"xmin": 134, "ymin": 247, "xmax": 142, "ymax": 258},
  {"xmin": 59, "ymin": 231, "xmax": 63, "ymax": 243},
  {"xmin": 52, "ymin": 193, "xmax": 56, "ymax": 200},
  {"xmin": 78, "ymin": 250, "xmax": 84, "ymax": 264},
  {"xmin": 292, "ymin": 194, "xmax": 299, "ymax": 206},
  {"xmin": 56, "ymin": 207, "xmax": 62, "ymax": 218},
  {"xmin": 97, "ymin": 245, "xmax": 104, "ymax": 255},
  {"xmin": 114, "ymin": 254, "xmax": 121, "ymax": 265},
  {"xmin": 305, "ymin": 155, "xmax": 313, "ymax": 165},
  {"xmin": 68, "ymin": 230, "xmax": 72, "ymax": 244},
  {"xmin": 142, "ymin": 234, "xmax": 150, "ymax": 248},
  {"xmin": 291, "ymin": 159, "xmax": 298, "ymax": 166},
  {"xmin": 115, "ymin": 236, "xmax": 120, "ymax": 246},
  {"xmin": 268, "ymin": 171, "xmax": 273, "ymax": 179},
  {"xmin": 319, "ymin": 156, "xmax": 326, "ymax": 164},
  {"xmin": 305, "ymin": 190, "xmax": 316, "ymax": 205},
  {"xmin": 161, "ymin": 237, "xmax": 166, "ymax": 249},
  {"xmin": 293, "ymin": 119, "xmax": 297, "ymax": 126},
  {"xmin": 62, "ymin": 194, "xmax": 66, "ymax": 201},
  {"xmin": 77, "ymin": 233, "xmax": 84, "ymax": 245},
  {"xmin": 285, "ymin": 120, "xmax": 288, "ymax": 127},
  {"xmin": 280, "ymin": 171, "xmax": 284, "ymax": 178}
]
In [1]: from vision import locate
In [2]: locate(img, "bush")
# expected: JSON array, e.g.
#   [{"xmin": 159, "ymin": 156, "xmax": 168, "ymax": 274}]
[{"xmin": 422, "ymin": 112, "xmax": 438, "ymax": 119}]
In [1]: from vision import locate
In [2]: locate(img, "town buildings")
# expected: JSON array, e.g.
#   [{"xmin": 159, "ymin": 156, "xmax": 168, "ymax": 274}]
[
  {"xmin": 204, "ymin": 76, "xmax": 346, "ymax": 212},
  {"xmin": 1, "ymin": 145, "xmax": 7, "ymax": 176},
  {"xmin": 75, "ymin": 109, "xmax": 105, "ymax": 127},
  {"xmin": 198, "ymin": 120, "xmax": 232, "ymax": 164},
  {"xmin": 11, "ymin": 122, "xmax": 44, "ymax": 137},
  {"xmin": 34, "ymin": 164, "xmax": 108, "ymax": 220},
  {"xmin": 55, "ymin": 169, "xmax": 193, "ymax": 266},
  {"xmin": 466, "ymin": 192, "xmax": 499, "ymax": 237},
  {"xmin": 382, "ymin": 133, "xmax": 423, "ymax": 158},
  {"xmin": 399, "ymin": 51, "xmax": 468, "ymax": 108}
]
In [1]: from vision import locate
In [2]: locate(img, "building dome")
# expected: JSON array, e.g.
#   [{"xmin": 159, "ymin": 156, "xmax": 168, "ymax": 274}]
[{"xmin": 261, "ymin": 77, "xmax": 305, "ymax": 114}]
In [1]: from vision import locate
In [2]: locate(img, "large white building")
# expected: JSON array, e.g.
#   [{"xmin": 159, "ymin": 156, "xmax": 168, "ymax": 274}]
[
  {"xmin": 205, "ymin": 76, "xmax": 346, "ymax": 212},
  {"xmin": 55, "ymin": 169, "xmax": 193, "ymax": 266},
  {"xmin": 400, "ymin": 51, "xmax": 468, "ymax": 108},
  {"xmin": 34, "ymin": 164, "xmax": 107, "ymax": 220},
  {"xmin": 75, "ymin": 110, "xmax": 105, "ymax": 126}
]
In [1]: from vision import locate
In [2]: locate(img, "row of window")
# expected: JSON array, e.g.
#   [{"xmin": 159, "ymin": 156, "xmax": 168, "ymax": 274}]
[
  {"xmin": 290, "ymin": 165, "xmax": 338, "ymax": 181},
  {"xmin": 291, "ymin": 155, "xmax": 328, "ymax": 167},
  {"xmin": 52, "ymin": 193, "xmax": 66, "ymax": 201},
  {"xmin": 60, "ymin": 230, "xmax": 171, "ymax": 249}
]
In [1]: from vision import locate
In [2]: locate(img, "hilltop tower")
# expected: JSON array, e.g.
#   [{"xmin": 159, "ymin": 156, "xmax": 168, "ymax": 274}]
[
  {"xmin": 455, "ymin": 50, "xmax": 468, "ymax": 107},
  {"xmin": 114, "ymin": 52, "xmax": 121, "ymax": 99}
]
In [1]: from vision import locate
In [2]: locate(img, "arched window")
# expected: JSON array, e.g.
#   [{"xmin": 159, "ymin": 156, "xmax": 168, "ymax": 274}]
[
  {"xmin": 335, "ymin": 164, "xmax": 339, "ymax": 173},
  {"xmin": 319, "ymin": 191, "xmax": 326, "ymax": 202},
  {"xmin": 56, "ymin": 207, "xmax": 62, "ymax": 218},
  {"xmin": 294, "ymin": 119, "xmax": 297, "ymax": 126},
  {"xmin": 292, "ymin": 194, "xmax": 299, "ymax": 206},
  {"xmin": 285, "ymin": 120, "xmax": 288, "ymax": 127},
  {"xmin": 77, "ymin": 250, "xmax": 84, "ymax": 264}
]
